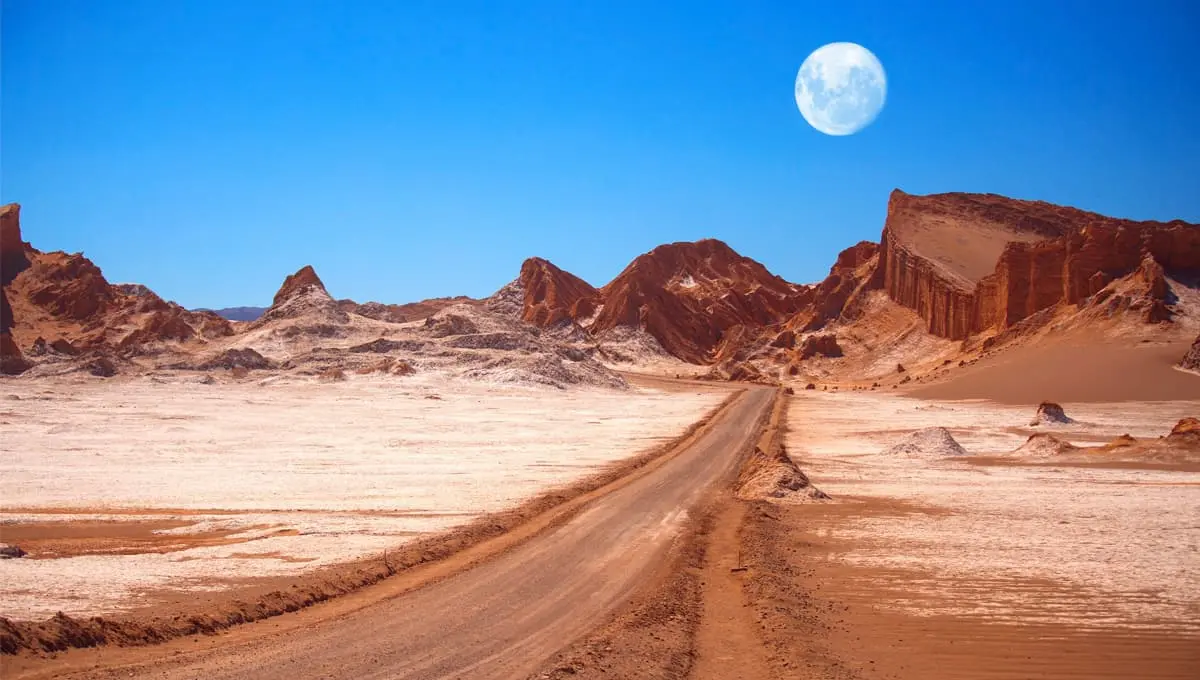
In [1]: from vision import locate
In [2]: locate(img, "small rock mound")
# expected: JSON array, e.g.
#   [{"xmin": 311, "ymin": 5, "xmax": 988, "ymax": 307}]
[
  {"xmin": 318, "ymin": 367, "xmax": 346, "ymax": 382},
  {"xmin": 424, "ymin": 313, "xmax": 479, "ymax": 338},
  {"xmin": 198, "ymin": 348, "xmax": 273, "ymax": 371},
  {"xmin": 354, "ymin": 358, "xmax": 416, "ymax": 376},
  {"xmin": 348, "ymin": 338, "xmax": 410, "ymax": 354},
  {"xmin": 85, "ymin": 355, "xmax": 117, "ymax": 378},
  {"xmin": 1012, "ymin": 433, "xmax": 1079, "ymax": 457},
  {"xmin": 0, "ymin": 544, "xmax": 27, "ymax": 559},
  {"xmin": 1168, "ymin": 417, "xmax": 1200, "ymax": 439},
  {"xmin": 736, "ymin": 445, "xmax": 829, "ymax": 503},
  {"xmin": 1030, "ymin": 401, "xmax": 1073, "ymax": 426},
  {"xmin": 882, "ymin": 427, "xmax": 968, "ymax": 458}
]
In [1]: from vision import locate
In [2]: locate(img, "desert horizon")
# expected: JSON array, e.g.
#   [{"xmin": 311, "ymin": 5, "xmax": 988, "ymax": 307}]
[{"xmin": 3, "ymin": 3, "xmax": 1198, "ymax": 679}]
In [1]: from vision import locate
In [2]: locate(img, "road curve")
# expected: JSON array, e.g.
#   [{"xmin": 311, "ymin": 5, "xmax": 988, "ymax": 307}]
[{"xmin": 75, "ymin": 387, "xmax": 775, "ymax": 680}]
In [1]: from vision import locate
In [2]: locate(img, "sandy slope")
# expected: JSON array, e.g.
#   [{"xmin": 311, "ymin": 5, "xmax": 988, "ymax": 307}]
[{"xmin": 909, "ymin": 337, "xmax": 1200, "ymax": 403}]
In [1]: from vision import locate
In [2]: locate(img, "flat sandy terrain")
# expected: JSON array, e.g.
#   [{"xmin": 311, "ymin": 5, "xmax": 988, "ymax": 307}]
[{"xmin": 0, "ymin": 375, "xmax": 724, "ymax": 619}]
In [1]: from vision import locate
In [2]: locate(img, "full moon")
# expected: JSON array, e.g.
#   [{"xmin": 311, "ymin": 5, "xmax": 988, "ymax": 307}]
[{"xmin": 794, "ymin": 42, "xmax": 887, "ymax": 136}]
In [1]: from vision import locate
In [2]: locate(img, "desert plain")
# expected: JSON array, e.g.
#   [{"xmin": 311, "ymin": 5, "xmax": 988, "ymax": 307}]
[{"xmin": 3, "ymin": 192, "xmax": 1200, "ymax": 679}]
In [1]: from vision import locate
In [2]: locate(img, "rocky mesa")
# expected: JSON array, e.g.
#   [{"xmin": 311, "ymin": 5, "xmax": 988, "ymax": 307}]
[{"xmin": 882, "ymin": 190, "xmax": 1200, "ymax": 340}]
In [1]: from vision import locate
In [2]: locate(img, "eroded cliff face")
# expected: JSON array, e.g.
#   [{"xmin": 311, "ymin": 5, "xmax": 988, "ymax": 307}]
[
  {"xmin": 786, "ymin": 241, "xmax": 882, "ymax": 334},
  {"xmin": 881, "ymin": 190, "xmax": 1199, "ymax": 340},
  {"xmin": 516, "ymin": 257, "xmax": 599, "ymax": 327},
  {"xmin": 1, "ymin": 203, "xmax": 232, "ymax": 359}
]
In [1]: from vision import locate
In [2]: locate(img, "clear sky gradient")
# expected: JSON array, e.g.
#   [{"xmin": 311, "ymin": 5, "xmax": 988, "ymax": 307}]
[{"xmin": 3, "ymin": 1, "xmax": 1198, "ymax": 309}]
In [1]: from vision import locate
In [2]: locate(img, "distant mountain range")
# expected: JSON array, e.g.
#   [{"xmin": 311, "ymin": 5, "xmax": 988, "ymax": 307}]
[
  {"xmin": 192, "ymin": 306, "xmax": 268, "ymax": 322},
  {"xmin": 3, "ymin": 191, "xmax": 1197, "ymax": 392}
]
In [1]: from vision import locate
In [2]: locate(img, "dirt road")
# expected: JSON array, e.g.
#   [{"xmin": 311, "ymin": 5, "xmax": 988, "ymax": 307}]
[{"xmin": 45, "ymin": 387, "xmax": 773, "ymax": 680}]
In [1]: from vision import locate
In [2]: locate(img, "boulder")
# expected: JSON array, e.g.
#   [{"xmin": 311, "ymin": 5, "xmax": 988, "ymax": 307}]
[
  {"xmin": 1169, "ymin": 417, "xmax": 1200, "ymax": 439},
  {"xmin": 86, "ymin": 355, "xmax": 117, "ymax": 377},
  {"xmin": 198, "ymin": 348, "xmax": 272, "ymax": 371},
  {"xmin": 0, "ymin": 544, "xmax": 26, "ymax": 559},
  {"xmin": 1030, "ymin": 401, "xmax": 1073, "ymax": 426}
]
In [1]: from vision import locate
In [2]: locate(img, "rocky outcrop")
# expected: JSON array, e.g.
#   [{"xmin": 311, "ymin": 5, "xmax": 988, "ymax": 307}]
[
  {"xmin": 1, "ymin": 203, "xmax": 30, "ymax": 285},
  {"xmin": 112, "ymin": 283, "xmax": 154, "ymax": 297},
  {"xmin": 0, "ymin": 544, "xmax": 26, "ymax": 559},
  {"xmin": 0, "ymin": 287, "xmax": 30, "ymax": 374},
  {"xmin": 273, "ymin": 265, "xmax": 325, "ymax": 307},
  {"xmin": 797, "ymin": 333, "xmax": 843, "ymax": 359},
  {"xmin": 1, "ymin": 205, "xmax": 230, "ymax": 357},
  {"xmin": 591, "ymin": 240, "xmax": 809, "ymax": 363},
  {"xmin": 424, "ymin": 313, "xmax": 479, "ymax": 338},
  {"xmin": 0, "ymin": 332, "xmax": 31, "ymax": 375},
  {"xmin": 785, "ymin": 241, "xmax": 880, "ymax": 332},
  {"xmin": 254, "ymin": 265, "xmax": 348, "ymax": 327},
  {"xmin": 1180, "ymin": 335, "xmax": 1200, "ymax": 372},
  {"xmin": 1030, "ymin": 401, "xmax": 1073, "ymax": 426},
  {"xmin": 494, "ymin": 239, "xmax": 810, "ymax": 365},
  {"xmin": 196, "ymin": 348, "xmax": 273, "ymax": 371},
  {"xmin": 1169, "ymin": 417, "xmax": 1200, "ymax": 439},
  {"xmin": 514, "ymin": 258, "xmax": 599, "ymax": 327},
  {"xmin": 881, "ymin": 190, "xmax": 1199, "ymax": 340}
]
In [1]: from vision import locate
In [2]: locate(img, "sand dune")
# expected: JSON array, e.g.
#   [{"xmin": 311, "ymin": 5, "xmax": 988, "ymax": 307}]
[{"xmin": 910, "ymin": 336, "xmax": 1200, "ymax": 403}]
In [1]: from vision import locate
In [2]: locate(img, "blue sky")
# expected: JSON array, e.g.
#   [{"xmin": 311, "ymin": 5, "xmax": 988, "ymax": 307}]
[{"xmin": 3, "ymin": 1, "xmax": 1198, "ymax": 309}]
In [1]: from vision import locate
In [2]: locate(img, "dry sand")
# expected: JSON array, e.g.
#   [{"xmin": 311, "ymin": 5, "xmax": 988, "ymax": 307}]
[
  {"xmin": 910, "ymin": 337, "xmax": 1200, "ymax": 403},
  {"xmin": 0, "ymin": 375, "xmax": 724, "ymax": 619}
]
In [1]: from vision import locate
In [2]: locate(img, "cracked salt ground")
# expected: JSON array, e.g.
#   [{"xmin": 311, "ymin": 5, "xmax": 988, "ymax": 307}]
[{"xmin": 0, "ymin": 376, "xmax": 723, "ymax": 618}]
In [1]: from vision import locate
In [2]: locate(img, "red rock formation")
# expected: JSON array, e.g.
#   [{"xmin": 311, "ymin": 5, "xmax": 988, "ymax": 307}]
[
  {"xmin": 785, "ymin": 241, "xmax": 880, "ymax": 332},
  {"xmin": 588, "ymin": 239, "xmax": 809, "ymax": 363},
  {"xmin": 273, "ymin": 265, "xmax": 326, "ymax": 307},
  {"xmin": 254, "ymin": 265, "xmax": 348, "ymax": 327},
  {"xmin": 1, "ymin": 203, "xmax": 30, "ymax": 285},
  {"xmin": 1170, "ymin": 417, "xmax": 1200, "ymax": 438},
  {"xmin": 516, "ymin": 257, "xmax": 599, "ymax": 327},
  {"xmin": 0, "ymin": 288, "xmax": 30, "ymax": 374},
  {"xmin": 501, "ymin": 239, "xmax": 810, "ymax": 365},
  {"xmin": 1180, "ymin": 335, "xmax": 1200, "ymax": 372},
  {"xmin": 881, "ymin": 190, "xmax": 1199, "ymax": 340},
  {"xmin": 1, "ymin": 204, "xmax": 231, "ymax": 356}
]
